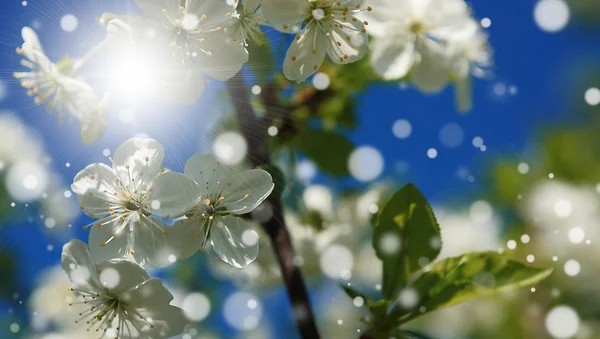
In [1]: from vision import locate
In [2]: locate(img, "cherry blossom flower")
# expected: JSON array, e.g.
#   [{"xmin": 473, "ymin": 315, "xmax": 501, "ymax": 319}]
[
  {"xmin": 363, "ymin": 0, "xmax": 472, "ymax": 92},
  {"xmin": 61, "ymin": 239, "xmax": 188, "ymax": 339},
  {"xmin": 150, "ymin": 154, "xmax": 274, "ymax": 268},
  {"xmin": 261, "ymin": 0, "xmax": 371, "ymax": 83},
  {"xmin": 130, "ymin": 0, "xmax": 248, "ymax": 80},
  {"xmin": 226, "ymin": 0, "xmax": 265, "ymax": 46},
  {"xmin": 13, "ymin": 27, "xmax": 105, "ymax": 144},
  {"xmin": 71, "ymin": 138, "xmax": 199, "ymax": 268}
]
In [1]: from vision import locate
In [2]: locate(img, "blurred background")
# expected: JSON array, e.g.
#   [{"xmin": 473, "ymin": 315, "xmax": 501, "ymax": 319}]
[{"xmin": 1, "ymin": 0, "xmax": 600, "ymax": 338}]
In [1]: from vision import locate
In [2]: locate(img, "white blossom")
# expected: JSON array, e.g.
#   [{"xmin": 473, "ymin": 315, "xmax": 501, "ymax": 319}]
[
  {"xmin": 226, "ymin": 0, "xmax": 266, "ymax": 46},
  {"xmin": 363, "ymin": 0, "xmax": 472, "ymax": 92},
  {"xmin": 13, "ymin": 27, "xmax": 105, "ymax": 144},
  {"xmin": 151, "ymin": 154, "xmax": 274, "ymax": 268},
  {"xmin": 61, "ymin": 239, "xmax": 188, "ymax": 339},
  {"xmin": 261, "ymin": 0, "xmax": 371, "ymax": 83},
  {"xmin": 71, "ymin": 138, "xmax": 191, "ymax": 268}
]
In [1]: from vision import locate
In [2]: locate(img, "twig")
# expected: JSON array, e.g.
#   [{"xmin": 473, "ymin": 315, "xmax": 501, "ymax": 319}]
[{"xmin": 225, "ymin": 73, "xmax": 322, "ymax": 339}]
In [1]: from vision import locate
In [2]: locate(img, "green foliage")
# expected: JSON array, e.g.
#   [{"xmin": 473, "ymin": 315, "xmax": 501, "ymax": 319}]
[
  {"xmin": 294, "ymin": 129, "xmax": 354, "ymax": 177},
  {"xmin": 246, "ymin": 33, "xmax": 275, "ymax": 84},
  {"xmin": 373, "ymin": 184, "xmax": 441, "ymax": 299},
  {"xmin": 340, "ymin": 183, "xmax": 553, "ymax": 337}
]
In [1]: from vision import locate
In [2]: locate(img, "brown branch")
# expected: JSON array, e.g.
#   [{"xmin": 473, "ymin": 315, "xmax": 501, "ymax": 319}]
[{"xmin": 225, "ymin": 73, "xmax": 322, "ymax": 339}]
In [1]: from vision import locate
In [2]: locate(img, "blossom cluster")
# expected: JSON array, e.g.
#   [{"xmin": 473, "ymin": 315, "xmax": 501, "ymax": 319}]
[
  {"xmin": 60, "ymin": 137, "xmax": 274, "ymax": 338},
  {"xmin": 13, "ymin": 0, "xmax": 491, "ymax": 145}
]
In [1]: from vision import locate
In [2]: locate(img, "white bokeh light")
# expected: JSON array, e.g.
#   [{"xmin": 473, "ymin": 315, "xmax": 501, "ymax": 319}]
[
  {"xmin": 564, "ymin": 260, "xmax": 580, "ymax": 276},
  {"xmin": 223, "ymin": 292, "xmax": 262, "ymax": 331},
  {"xmin": 545, "ymin": 305, "xmax": 580, "ymax": 338},
  {"xmin": 507, "ymin": 240, "xmax": 517, "ymax": 250},
  {"xmin": 554, "ymin": 199, "xmax": 573, "ymax": 218},
  {"xmin": 213, "ymin": 131, "xmax": 248, "ymax": 166},
  {"xmin": 398, "ymin": 288, "xmax": 419, "ymax": 309},
  {"xmin": 303, "ymin": 185, "xmax": 333, "ymax": 217},
  {"xmin": 584, "ymin": 87, "xmax": 600, "ymax": 106},
  {"xmin": 439, "ymin": 123, "xmax": 464, "ymax": 148},
  {"xmin": 534, "ymin": 0, "xmax": 570, "ymax": 33},
  {"xmin": 469, "ymin": 200, "xmax": 493, "ymax": 224},
  {"xmin": 296, "ymin": 160, "xmax": 317, "ymax": 182},
  {"xmin": 568, "ymin": 227, "xmax": 585, "ymax": 244},
  {"xmin": 348, "ymin": 146, "xmax": 384, "ymax": 182},
  {"xmin": 6, "ymin": 161, "xmax": 48, "ymax": 202},
  {"xmin": 378, "ymin": 232, "xmax": 401, "ymax": 255},
  {"xmin": 320, "ymin": 244, "xmax": 354, "ymax": 279},
  {"xmin": 518, "ymin": 162, "xmax": 530, "ymax": 174},
  {"xmin": 60, "ymin": 14, "xmax": 78, "ymax": 32},
  {"xmin": 99, "ymin": 267, "xmax": 121, "ymax": 289},
  {"xmin": 427, "ymin": 148, "xmax": 438, "ymax": 159},
  {"xmin": 313, "ymin": 72, "xmax": 330, "ymax": 90},
  {"xmin": 392, "ymin": 119, "xmax": 412, "ymax": 139},
  {"xmin": 182, "ymin": 292, "xmax": 211, "ymax": 322}
]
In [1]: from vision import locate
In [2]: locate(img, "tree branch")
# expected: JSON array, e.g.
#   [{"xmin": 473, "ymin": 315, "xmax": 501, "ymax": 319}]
[{"xmin": 225, "ymin": 73, "xmax": 322, "ymax": 339}]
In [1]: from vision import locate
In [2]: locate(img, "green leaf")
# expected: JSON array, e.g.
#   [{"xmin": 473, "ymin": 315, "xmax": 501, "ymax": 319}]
[
  {"xmin": 374, "ymin": 184, "xmax": 441, "ymax": 299},
  {"xmin": 396, "ymin": 252, "xmax": 552, "ymax": 324},
  {"xmin": 294, "ymin": 129, "xmax": 354, "ymax": 177}
]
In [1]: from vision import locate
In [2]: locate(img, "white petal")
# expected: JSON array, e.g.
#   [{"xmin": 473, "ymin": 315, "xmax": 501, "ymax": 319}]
[
  {"xmin": 98, "ymin": 259, "xmax": 149, "ymax": 295},
  {"xmin": 210, "ymin": 216, "xmax": 259, "ymax": 268},
  {"xmin": 194, "ymin": 35, "xmax": 249, "ymax": 81},
  {"xmin": 134, "ymin": 0, "xmax": 180, "ymax": 24},
  {"xmin": 21, "ymin": 26, "xmax": 43, "ymax": 58},
  {"xmin": 137, "ymin": 305, "xmax": 188, "ymax": 338},
  {"xmin": 220, "ymin": 169, "xmax": 274, "ymax": 214},
  {"xmin": 411, "ymin": 39, "xmax": 450, "ymax": 93},
  {"xmin": 71, "ymin": 163, "xmax": 121, "ymax": 218},
  {"xmin": 184, "ymin": 153, "xmax": 231, "ymax": 196},
  {"xmin": 61, "ymin": 239, "xmax": 101, "ymax": 291},
  {"xmin": 147, "ymin": 171, "xmax": 202, "ymax": 218},
  {"xmin": 370, "ymin": 37, "xmax": 415, "ymax": 80},
  {"xmin": 88, "ymin": 215, "xmax": 132, "ymax": 263},
  {"xmin": 283, "ymin": 25, "xmax": 328, "ymax": 83},
  {"xmin": 326, "ymin": 20, "xmax": 369, "ymax": 65},
  {"xmin": 260, "ymin": 0, "xmax": 308, "ymax": 33},
  {"xmin": 185, "ymin": 0, "xmax": 237, "ymax": 29},
  {"xmin": 168, "ymin": 219, "xmax": 203, "ymax": 260},
  {"xmin": 79, "ymin": 108, "xmax": 106, "ymax": 145},
  {"xmin": 112, "ymin": 138, "xmax": 165, "ymax": 188},
  {"xmin": 120, "ymin": 278, "xmax": 173, "ymax": 308},
  {"xmin": 132, "ymin": 215, "xmax": 173, "ymax": 268},
  {"xmin": 156, "ymin": 63, "xmax": 205, "ymax": 104}
]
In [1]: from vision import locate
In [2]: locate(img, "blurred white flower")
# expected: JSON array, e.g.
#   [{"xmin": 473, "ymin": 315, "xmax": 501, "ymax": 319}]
[
  {"xmin": 13, "ymin": 27, "xmax": 105, "ymax": 144},
  {"xmin": 71, "ymin": 138, "xmax": 185, "ymax": 268},
  {"xmin": 303, "ymin": 185, "xmax": 334, "ymax": 218},
  {"xmin": 154, "ymin": 153, "xmax": 274, "ymax": 268},
  {"xmin": 29, "ymin": 267, "xmax": 79, "ymax": 331},
  {"xmin": 261, "ymin": 0, "xmax": 370, "ymax": 82},
  {"xmin": 61, "ymin": 239, "xmax": 188, "ymax": 339},
  {"xmin": 435, "ymin": 206, "xmax": 500, "ymax": 260},
  {"xmin": 363, "ymin": 0, "xmax": 473, "ymax": 93}
]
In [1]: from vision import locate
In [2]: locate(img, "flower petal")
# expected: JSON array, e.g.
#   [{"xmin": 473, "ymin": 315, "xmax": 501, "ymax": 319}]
[
  {"xmin": 147, "ymin": 171, "xmax": 202, "ymax": 218},
  {"xmin": 79, "ymin": 108, "xmax": 106, "ymax": 145},
  {"xmin": 134, "ymin": 0, "xmax": 181, "ymax": 24},
  {"xmin": 72, "ymin": 163, "xmax": 121, "ymax": 218},
  {"xmin": 112, "ymin": 138, "xmax": 165, "ymax": 189},
  {"xmin": 220, "ymin": 169, "xmax": 274, "ymax": 214},
  {"xmin": 132, "ymin": 215, "xmax": 174, "ymax": 268},
  {"xmin": 193, "ymin": 34, "xmax": 249, "ymax": 81},
  {"xmin": 370, "ymin": 37, "xmax": 415, "ymax": 80},
  {"xmin": 98, "ymin": 259, "xmax": 149, "ymax": 295},
  {"xmin": 260, "ymin": 0, "xmax": 308, "ymax": 33},
  {"xmin": 88, "ymin": 215, "xmax": 132, "ymax": 264},
  {"xmin": 185, "ymin": 0, "xmax": 237, "ymax": 29},
  {"xmin": 283, "ymin": 25, "xmax": 328, "ymax": 83},
  {"xmin": 326, "ymin": 20, "xmax": 369, "ymax": 65},
  {"xmin": 120, "ymin": 278, "xmax": 173, "ymax": 308},
  {"xmin": 168, "ymin": 219, "xmax": 204, "ymax": 260},
  {"xmin": 411, "ymin": 39, "xmax": 450, "ymax": 93},
  {"xmin": 184, "ymin": 153, "xmax": 231, "ymax": 196},
  {"xmin": 137, "ymin": 305, "xmax": 188, "ymax": 338},
  {"xmin": 210, "ymin": 216, "xmax": 259, "ymax": 268},
  {"xmin": 61, "ymin": 239, "xmax": 101, "ymax": 291}
]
